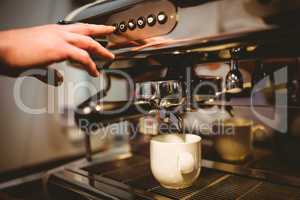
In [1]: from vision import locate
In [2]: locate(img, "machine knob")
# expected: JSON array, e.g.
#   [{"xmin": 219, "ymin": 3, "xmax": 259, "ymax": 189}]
[
  {"xmin": 147, "ymin": 14, "xmax": 156, "ymax": 26},
  {"xmin": 157, "ymin": 12, "xmax": 168, "ymax": 24},
  {"xmin": 137, "ymin": 17, "xmax": 146, "ymax": 28},
  {"xmin": 112, "ymin": 23, "xmax": 119, "ymax": 34},
  {"xmin": 128, "ymin": 19, "xmax": 136, "ymax": 30},
  {"xmin": 119, "ymin": 21, "xmax": 127, "ymax": 32}
]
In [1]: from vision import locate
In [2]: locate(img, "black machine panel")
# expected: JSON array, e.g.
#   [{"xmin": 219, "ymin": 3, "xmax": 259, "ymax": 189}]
[{"xmin": 106, "ymin": 0, "xmax": 177, "ymax": 44}]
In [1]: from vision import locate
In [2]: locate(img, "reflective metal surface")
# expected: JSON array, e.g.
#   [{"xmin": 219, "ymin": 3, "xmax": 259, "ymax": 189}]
[
  {"xmin": 47, "ymin": 151, "xmax": 300, "ymax": 200},
  {"xmin": 135, "ymin": 80, "xmax": 184, "ymax": 109},
  {"xmin": 225, "ymin": 60, "xmax": 244, "ymax": 94}
]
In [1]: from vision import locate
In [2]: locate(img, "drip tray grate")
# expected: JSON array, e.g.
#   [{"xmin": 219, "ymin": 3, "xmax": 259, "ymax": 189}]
[
  {"xmin": 126, "ymin": 175, "xmax": 159, "ymax": 191},
  {"xmin": 80, "ymin": 155, "xmax": 300, "ymax": 200},
  {"xmin": 241, "ymin": 182, "xmax": 300, "ymax": 200},
  {"xmin": 102, "ymin": 163, "xmax": 151, "ymax": 182},
  {"xmin": 150, "ymin": 169, "xmax": 226, "ymax": 200},
  {"xmin": 187, "ymin": 175, "xmax": 260, "ymax": 200}
]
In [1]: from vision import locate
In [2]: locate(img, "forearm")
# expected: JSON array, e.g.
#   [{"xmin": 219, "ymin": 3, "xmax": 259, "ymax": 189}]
[
  {"xmin": 0, "ymin": 31, "xmax": 27, "ymax": 77},
  {"xmin": 0, "ymin": 31, "xmax": 11, "ymax": 75},
  {"xmin": 0, "ymin": 30, "xmax": 10, "ymax": 63},
  {"xmin": 0, "ymin": 29, "xmax": 52, "ymax": 78}
]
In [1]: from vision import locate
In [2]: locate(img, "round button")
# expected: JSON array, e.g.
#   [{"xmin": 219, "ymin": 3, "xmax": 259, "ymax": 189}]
[
  {"xmin": 137, "ymin": 17, "xmax": 146, "ymax": 29},
  {"xmin": 112, "ymin": 23, "xmax": 119, "ymax": 34},
  {"xmin": 147, "ymin": 14, "xmax": 156, "ymax": 26},
  {"xmin": 119, "ymin": 22, "xmax": 127, "ymax": 32},
  {"xmin": 157, "ymin": 12, "xmax": 168, "ymax": 24},
  {"xmin": 128, "ymin": 19, "xmax": 136, "ymax": 30}
]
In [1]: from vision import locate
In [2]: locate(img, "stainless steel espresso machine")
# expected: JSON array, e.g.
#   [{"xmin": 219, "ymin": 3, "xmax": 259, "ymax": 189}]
[{"xmin": 46, "ymin": 0, "xmax": 300, "ymax": 199}]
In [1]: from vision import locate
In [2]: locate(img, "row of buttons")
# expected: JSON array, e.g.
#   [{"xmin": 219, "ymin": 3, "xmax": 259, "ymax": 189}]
[{"xmin": 114, "ymin": 12, "xmax": 168, "ymax": 33}]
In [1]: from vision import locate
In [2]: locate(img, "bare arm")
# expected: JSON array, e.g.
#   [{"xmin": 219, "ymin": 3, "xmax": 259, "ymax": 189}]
[{"xmin": 0, "ymin": 23, "xmax": 115, "ymax": 79}]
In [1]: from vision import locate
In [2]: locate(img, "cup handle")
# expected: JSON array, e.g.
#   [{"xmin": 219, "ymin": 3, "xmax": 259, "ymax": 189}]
[
  {"xmin": 178, "ymin": 152, "xmax": 195, "ymax": 174},
  {"xmin": 251, "ymin": 124, "xmax": 268, "ymax": 141}
]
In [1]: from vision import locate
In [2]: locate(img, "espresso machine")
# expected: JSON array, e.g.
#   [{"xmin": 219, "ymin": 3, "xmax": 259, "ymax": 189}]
[{"xmin": 46, "ymin": 0, "xmax": 300, "ymax": 199}]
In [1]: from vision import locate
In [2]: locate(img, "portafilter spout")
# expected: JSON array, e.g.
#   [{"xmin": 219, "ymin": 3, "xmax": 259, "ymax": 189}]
[{"xmin": 75, "ymin": 80, "xmax": 185, "ymax": 132}]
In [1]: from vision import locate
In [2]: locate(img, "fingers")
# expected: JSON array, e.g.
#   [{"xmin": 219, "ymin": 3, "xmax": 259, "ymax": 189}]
[
  {"xmin": 62, "ymin": 23, "xmax": 115, "ymax": 37},
  {"xmin": 65, "ymin": 33, "xmax": 114, "ymax": 60},
  {"xmin": 65, "ymin": 44, "xmax": 100, "ymax": 77},
  {"xmin": 57, "ymin": 23, "xmax": 116, "ymax": 77}
]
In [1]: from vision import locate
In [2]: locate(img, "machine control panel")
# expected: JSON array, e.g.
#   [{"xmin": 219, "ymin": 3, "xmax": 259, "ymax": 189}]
[{"xmin": 106, "ymin": 0, "xmax": 177, "ymax": 44}]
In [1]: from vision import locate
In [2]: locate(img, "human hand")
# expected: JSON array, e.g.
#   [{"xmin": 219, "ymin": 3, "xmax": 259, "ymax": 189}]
[{"xmin": 0, "ymin": 23, "xmax": 115, "ymax": 80}]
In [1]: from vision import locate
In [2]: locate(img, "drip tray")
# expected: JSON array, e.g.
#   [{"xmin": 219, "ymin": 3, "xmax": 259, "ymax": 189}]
[{"xmin": 80, "ymin": 155, "xmax": 300, "ymax": 200}]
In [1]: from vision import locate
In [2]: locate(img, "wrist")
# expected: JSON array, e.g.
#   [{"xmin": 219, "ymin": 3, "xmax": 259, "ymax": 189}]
[
  {"xmin": 0, "ymin": 31, "xmax": 12, "ymax": 67},
  {"xmin": 0, "ymin": 31, "xmax": 14, "ymax": 77}
]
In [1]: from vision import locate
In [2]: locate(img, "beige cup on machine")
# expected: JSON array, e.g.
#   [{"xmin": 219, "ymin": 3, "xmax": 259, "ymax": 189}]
[{"xmin": 212, "ymin": 118, "xmax": 257, "ymax": 161}]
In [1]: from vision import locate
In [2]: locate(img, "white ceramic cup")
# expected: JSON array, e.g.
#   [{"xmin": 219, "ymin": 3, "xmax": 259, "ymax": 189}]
[{"xmin": 150, "ymin": 134, "xmax": 202, "ymax": 189}]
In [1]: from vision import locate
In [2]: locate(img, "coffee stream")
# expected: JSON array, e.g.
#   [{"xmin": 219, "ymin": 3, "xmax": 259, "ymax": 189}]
[
  {"xmin": 158, "ymin": 109, "xmax": 185, "ymax": 139},
  {"xmin": 146, "ymin": 91, "xmax": 185, "ymax": 137}
]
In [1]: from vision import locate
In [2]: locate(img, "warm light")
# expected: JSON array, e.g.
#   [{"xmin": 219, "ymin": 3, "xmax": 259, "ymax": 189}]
[
  {"xmin": 219, "ymin": 50, "xmax": 231, "ymax": 59},
  {"xmin": 208, "ymin": 98, "xmax": 214, "ymax": 103},
  {"xmin": 95, "ymin": 105, "xmax": 102, "ymax": 112},
  {"xmin": 246, "ymin": 45, "xmax": 257, "ymax": 52},
  {"xmin": 83, "ymin": 107, "xmax": 92, "ymax": 114}
]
